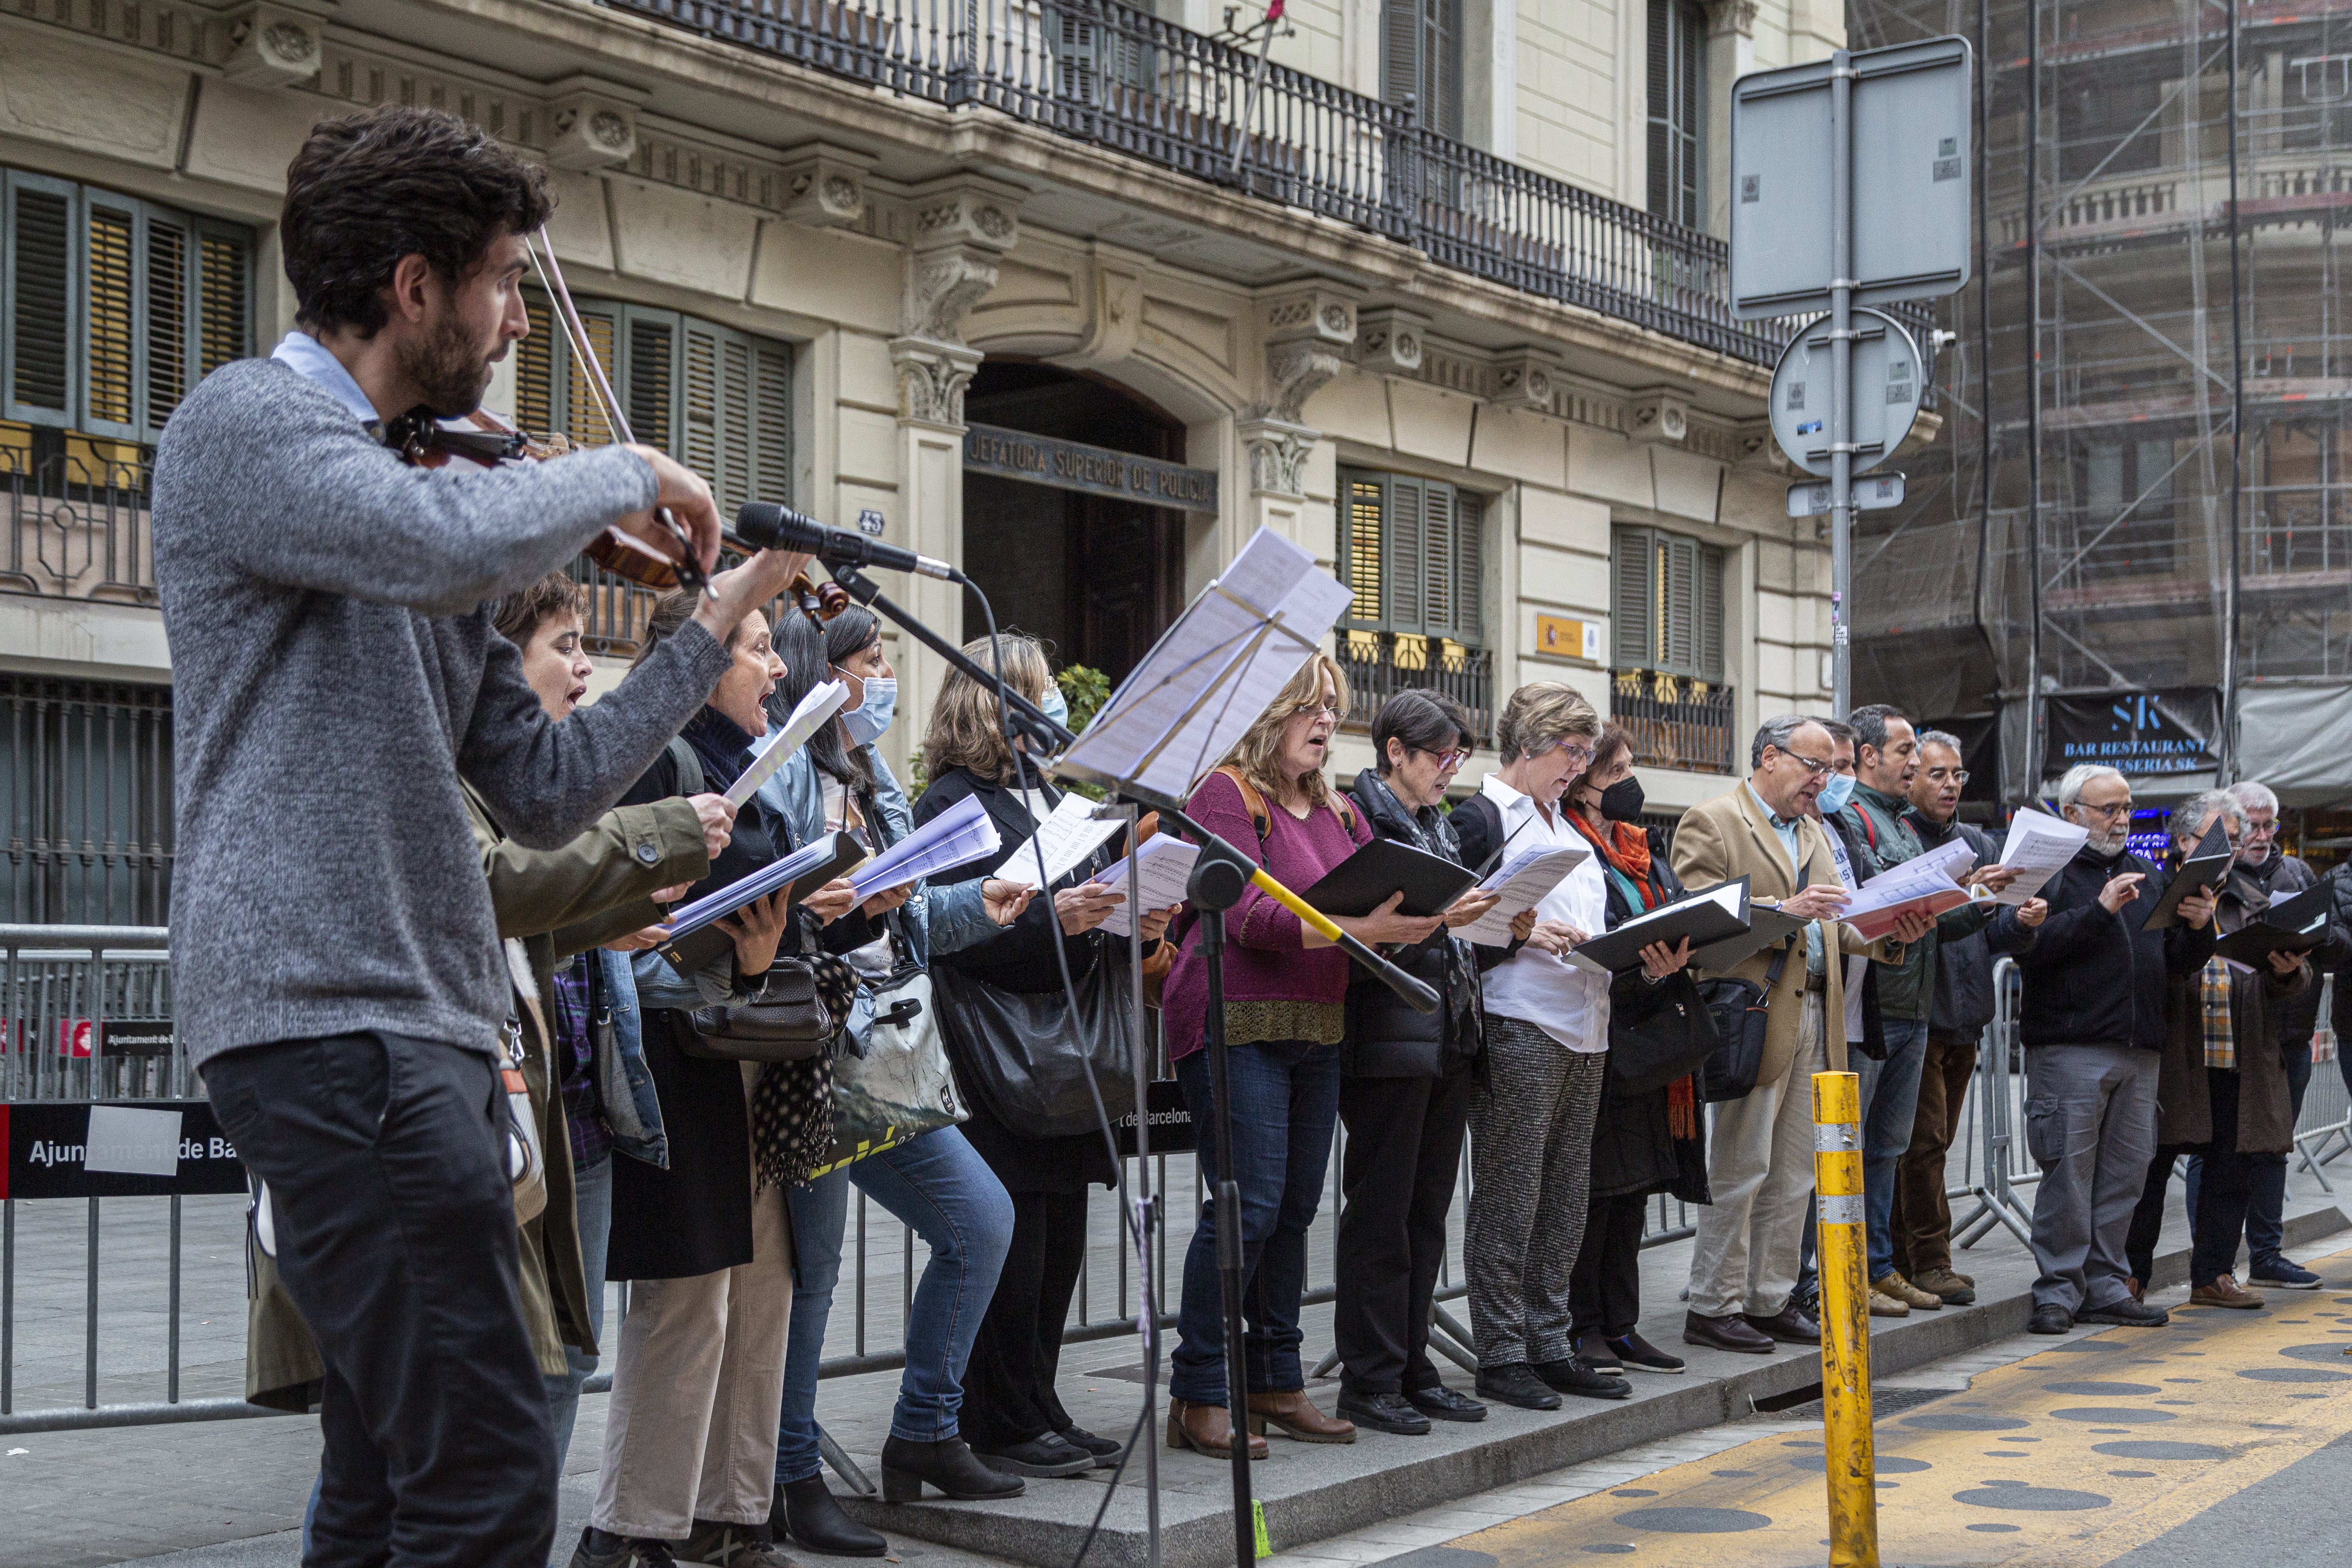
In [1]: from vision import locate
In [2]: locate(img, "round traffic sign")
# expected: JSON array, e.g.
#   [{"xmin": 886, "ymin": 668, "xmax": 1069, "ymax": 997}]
[{"xmin": 1767, "ymin": 308, "xmax": 1924, "ymax": 479}]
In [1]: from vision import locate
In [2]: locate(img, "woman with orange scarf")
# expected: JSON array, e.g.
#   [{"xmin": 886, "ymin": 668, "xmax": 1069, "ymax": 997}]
[{"xmin": 1559, "ymin": 725, "xmax": 1712, "ymax": 1374}]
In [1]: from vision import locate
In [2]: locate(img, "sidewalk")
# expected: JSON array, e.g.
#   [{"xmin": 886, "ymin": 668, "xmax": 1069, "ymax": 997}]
[{"xmin": 5, "ymin": 1176, "xmax": 2343, "ymax": 1568}]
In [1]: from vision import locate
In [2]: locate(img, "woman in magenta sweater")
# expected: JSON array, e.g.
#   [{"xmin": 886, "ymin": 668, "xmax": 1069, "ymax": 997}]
[{"xmin": 1162, "ymin": 655, "xmax": 1444, "ymax": 1458}]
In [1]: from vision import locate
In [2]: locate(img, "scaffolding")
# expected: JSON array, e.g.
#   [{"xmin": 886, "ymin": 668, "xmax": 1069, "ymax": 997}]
[{"xmin": 1845, "ymin": 0, "xmax": 2352, "ymax": 804}]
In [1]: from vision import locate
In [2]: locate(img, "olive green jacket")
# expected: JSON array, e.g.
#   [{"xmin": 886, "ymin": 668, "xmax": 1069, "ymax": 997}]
[{"xmin": 244, "ymin": 791, "xmax": 708, "ymax": 1410}]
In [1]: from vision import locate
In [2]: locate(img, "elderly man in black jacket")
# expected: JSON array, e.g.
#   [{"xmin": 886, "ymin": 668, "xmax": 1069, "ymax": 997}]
[
  {"xmin": 2014, "ymin": 764, "xmax": 2217, "ymax": 1335},
  {"xmin": 1334, "ymin": 691, "xmax": 1530, "ymax": 1435}
]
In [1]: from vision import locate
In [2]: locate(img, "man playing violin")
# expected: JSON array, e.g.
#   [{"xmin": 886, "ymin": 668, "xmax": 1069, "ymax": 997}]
[{"xmin": 150, "ymin": 105, "xmax": 812, "ymax": 1568}]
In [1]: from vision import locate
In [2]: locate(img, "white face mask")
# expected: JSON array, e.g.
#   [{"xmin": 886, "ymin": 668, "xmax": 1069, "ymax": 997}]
[{"xmin": 840, "ymin": 674, "xmax": 897, "ymax": 748}]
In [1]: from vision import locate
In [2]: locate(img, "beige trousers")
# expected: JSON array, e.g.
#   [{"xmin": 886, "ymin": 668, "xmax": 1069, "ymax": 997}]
[
  {"xmin": 592, "ymin": 1068, "xmax": 795, "ymax": 1539},
  {"xmin": 1686, "ymin": 994, "xmax": 1826, "ymax": 1319}
]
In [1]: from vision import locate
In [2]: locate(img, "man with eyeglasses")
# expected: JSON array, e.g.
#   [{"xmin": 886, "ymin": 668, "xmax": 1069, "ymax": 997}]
[
  {"xmin": 1893, "ymin": 730, "xmax": 2045, "ymax": 1307},
  {"xmin": 2015, "ymin": 764, "xmax": 2218, "ymax": 1335},
  {"xmin": 1670, "ymin": 715, "xmax": 1930, "ymax": 1355}
]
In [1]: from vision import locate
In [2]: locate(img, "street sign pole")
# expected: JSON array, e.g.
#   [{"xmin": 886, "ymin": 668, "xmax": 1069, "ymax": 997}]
[{"xmin": 1828, "ymin": 48, "xmax": 1854, "ymax": 722}]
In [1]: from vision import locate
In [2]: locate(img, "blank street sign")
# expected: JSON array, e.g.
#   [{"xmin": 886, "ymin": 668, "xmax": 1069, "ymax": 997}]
[
  {"xmin": 1789, "ymin": 472, "xmax": 1906, "ymax": 519},
  {"xmin": 1731, "ymin": 36, "xmax": 1974, "ymax": 319},
  {"xmin": 1768, "ymin": 308, "xmax": 1926, "ymax": 477}
]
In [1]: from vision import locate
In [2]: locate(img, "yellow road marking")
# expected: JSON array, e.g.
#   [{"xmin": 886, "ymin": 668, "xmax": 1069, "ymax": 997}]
[{"xmin": 1454, "ymin": 1250, "xmax": 2352, "ymax": 1567}]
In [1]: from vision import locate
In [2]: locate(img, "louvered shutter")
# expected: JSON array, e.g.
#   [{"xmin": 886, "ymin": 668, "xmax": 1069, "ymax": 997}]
[
  {"xmin": 1387, "ymin": 475, "xmax": 1428, "ymax": 633},
  {"xmin": 513, "ymin": 300, "xmax": 557, "ymax": 437},
  {"xmin": 1698, "ymin": 545, "xmax": 1725, "ymax": 680},
  {"xmin": 1057, "ymin": 8, "xmax": 1101, "ymax": 107},
  {"xmin": 194, "ymin": 226, "xmax": 249, "ymax": 382},
  {"xmin": 1340, "ymin": 470, "xmax": 1385, "ymax": 627},
  {"xmin": 1427, "ymin": 0, "xmax": 1463, "ymax": 139},
  {"xmin": 718, "ymin": 332, "xmax": 758, "ymax": 518},
  {"xmin": 1659, "ymin": 534, "xmax": 1699, "ymax": 674},
  {"xmin": 84, "ymin": 196, "xmax": 139, "ymax": 438},
  {"xmin": 8, "ymin": 174, "xmax": 76, "ymax": 427},
  {"xmin": 1382, "ymin": 0, "xmax": 1422, "ymax": 117},
  {"xmin": 680, "ymin": 317, "xmax": 721, "ymax": 500},
  {"xmin": 1452, "ymin": 490, "xmax": 1484, "ymax": 642},
  {"xmin": 1646, "ymin": 0, "xmax": 1674, "ymax": 217},
  {"xmin": 627, "ymin": 314, "xmax": 675, "ymax": 455},
  {"xmin": 145, "ymin": 214, "xmax": 190, "ymax": 429},
  {"xmin": 1611, "ymin": 527, "xmax": 1653, "ymax": 669},
  {"xmin": 564, "ymin": 305, "xmax": 620, "ymax": 449},
  {"xmin": 748, "ymin": 336, "xmax": 793, "ymax": 506}
]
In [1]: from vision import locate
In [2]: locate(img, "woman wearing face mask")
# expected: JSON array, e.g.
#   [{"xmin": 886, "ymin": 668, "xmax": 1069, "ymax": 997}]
[
  {"xmin": 1558, "ymin": 725, "xmax": 1709, "ymax": 1376},
  {"xmin": 912, "ymin": 635, "xmax": 1179, "ymax": 1479},
  {"xmin": 1330, "ymin": 691, "xmax": 1533, "ymax": 1435},
  {"xmin": 757, "ymin": 608, "xmax": 1036, "ymax": 1536}
]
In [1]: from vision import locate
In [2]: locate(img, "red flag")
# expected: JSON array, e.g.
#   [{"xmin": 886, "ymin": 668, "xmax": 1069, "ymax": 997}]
[{"xmin": 1266, "ymin": 0, "xmax": 1284, "ymax": 18}]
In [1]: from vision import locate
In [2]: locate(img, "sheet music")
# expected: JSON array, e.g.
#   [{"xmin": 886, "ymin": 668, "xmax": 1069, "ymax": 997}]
[
  {"xmin": 996, "ymin": 793, "xmax": 1123, "ymax": 889},
  {"xmin": 1992, "ymin": 807, "xmax": 2087, "ymax": 906},
  {"xmin": 848, "ymin": 795, "xmax": 1000, "ymax": 900},
  {"xmin": 1838, "ymin": 856, "xmax": 1974, "ymax": 938},
  {"xmin": 1098, "ymin": 837, "xmax": 1203, "ymax": 937},
  {"xmin": 1054, "ymin": 529, "xmax": 1352, "ymax": 801},
  {"xmin": 725, "ymin": 680, "xmax": 848, "ymax": 808},
  {"xmin": 1459, "ymin": 844, "xmax": 1590, "ymax": 946},
  {"xmin": 1906, "ymin": 835, "xmax": 1978, "ymax": 884},
  {"xmin": 661, "ymin": 834, "xmax": 857, "ymax": 939}
]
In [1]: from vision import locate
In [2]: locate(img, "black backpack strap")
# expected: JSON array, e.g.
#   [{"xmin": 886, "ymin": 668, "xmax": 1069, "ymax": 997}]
[{"xmin": 666, "ymin": 736, "xmax": 705, "ymax": 797}]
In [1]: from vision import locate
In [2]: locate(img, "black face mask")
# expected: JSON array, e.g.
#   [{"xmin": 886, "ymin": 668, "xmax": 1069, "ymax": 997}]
[{"xmin": 1598, "ymin": 776, "xmax": 1646, "ymax": 823}]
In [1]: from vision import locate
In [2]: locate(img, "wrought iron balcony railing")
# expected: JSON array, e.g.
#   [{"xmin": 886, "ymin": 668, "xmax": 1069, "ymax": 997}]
[
  {"xmin": 1336, "ymin": 631, "xmax": 1494, "ymax": 745},
  {"xmin": 604, "ymin": 0, "xmax": 1799, "ymax": 366},
  {"xmin": 1611, "ymin": 669, "xmax": 1736, "ymax": 776}
]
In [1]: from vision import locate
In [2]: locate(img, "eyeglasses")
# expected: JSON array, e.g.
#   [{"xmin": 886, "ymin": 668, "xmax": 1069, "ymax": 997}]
[
  {"xmin": 1924, "ymin": 767, "xmax": 1970, "ymax": 785},
  {"xmin": 1296, "ymin": 701, "xmax": 1347, "ymax": 721},
  {"xmin": 1772, "ymin": 749, "xmax": 1834, "ymax": 777},
  {"xmin": 2076, "ymin": 801, "xmax": 2133, "ymax": 820},
  {"xmin": 1420, "ymin": 748, "xmax": 1471, "ymax": 769},
  {"xmin": 1541, "ymin": 739, "xmax": 1596, "ymax": 767}
]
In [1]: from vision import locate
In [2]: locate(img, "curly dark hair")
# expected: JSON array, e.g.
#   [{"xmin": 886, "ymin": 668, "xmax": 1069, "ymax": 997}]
[{"xmin": 282, "ymin": 106, "xmax": 552, "ymax": 336}]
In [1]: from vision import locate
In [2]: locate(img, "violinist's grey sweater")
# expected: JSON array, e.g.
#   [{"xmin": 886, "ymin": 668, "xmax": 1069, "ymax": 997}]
[{"xmin": 153, "ymin": 357, "xmax": 730, "ymax": 1071}]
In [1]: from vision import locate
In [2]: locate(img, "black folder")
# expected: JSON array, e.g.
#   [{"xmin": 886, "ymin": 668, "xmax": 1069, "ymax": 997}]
[
  {"xmin": 1571, "ymin": 876, "xmax": 1758, "ymax": 974},
  {"xmin": 2212, "ymin": 882, "xmax": 2333, "ymax": 966},
  {"xmin": 1298, "ymin": 838, "xmax": 1477, "ymax": 919},
  {"xmin": 658, "ymin": 830, "xmax": 868, "ymax": 977},
  {"xmin": 2142, "ymin": 819, "xmax": 2232, "ymax": 930}
]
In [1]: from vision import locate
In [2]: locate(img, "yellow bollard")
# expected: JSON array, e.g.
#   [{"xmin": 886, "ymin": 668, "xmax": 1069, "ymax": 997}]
[{"xmin": 1813, "ymin": 1070, "xmax": 1878, "ymax": 1568}]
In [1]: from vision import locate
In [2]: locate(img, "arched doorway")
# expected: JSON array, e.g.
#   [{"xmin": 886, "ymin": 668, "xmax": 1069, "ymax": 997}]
[{"xmin": 960, "ymin": 362, "xmax": 1194, "ymax": 686}]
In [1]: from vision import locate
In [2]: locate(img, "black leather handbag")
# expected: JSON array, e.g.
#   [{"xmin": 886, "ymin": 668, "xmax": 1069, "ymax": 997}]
[
  {"xmin": 1694, "ymin": 942, "xmax": 1793, "ymax": 1103},
  {"xmin": 684, "ymin": 958, "xmax": 854, "ymax": 1064},
  {"xmin": 1607, "ymin": 970, "xmax": 1721, "ymax": 1094},
  {"xmin": 932, "ymin": 955, "xmax": 1137, "ymax": 1137}
]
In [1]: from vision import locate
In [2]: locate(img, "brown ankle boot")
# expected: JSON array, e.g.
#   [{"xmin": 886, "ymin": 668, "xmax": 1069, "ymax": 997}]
[
  {"xmin": 1167, "ymin": 1398, "xmax": 1268, "ymax": 1459},
  {"xmin": 1244, "ymin": 1389, "xmax": 1357, "ymax": 1444}
]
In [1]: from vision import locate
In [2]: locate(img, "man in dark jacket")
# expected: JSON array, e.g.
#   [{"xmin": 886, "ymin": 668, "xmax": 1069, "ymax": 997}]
[
  {"xmin": 1893, "ymin": 730, "xmax": 2045, "ymax": 1305},
  {"xmin": 2014, "ymin": 764, "xmax": 2217, "ymax": 1334},
  {"xmin": 2215, "ymin": 781, "xmax": 2349, "ymax": 1291},
  {"xmin": 1334, "ymin": 692, "xmax": 1528, "ymax": 1434}
]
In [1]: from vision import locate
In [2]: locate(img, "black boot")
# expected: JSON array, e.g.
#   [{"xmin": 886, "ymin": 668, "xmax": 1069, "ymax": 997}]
[
  {"xmin": 770, "ymin": 1477, "xmax": 887, "ymax": 1558},
  {"xmin": 879, "ymin": 1435, "xmax": 1026, "ymax": 1502}
]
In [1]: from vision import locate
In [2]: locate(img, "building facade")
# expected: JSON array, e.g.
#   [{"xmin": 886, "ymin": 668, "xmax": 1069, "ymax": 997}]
[{"xmin": 0, "ymin": 0, "xmax": 1868, "ymax": 926}]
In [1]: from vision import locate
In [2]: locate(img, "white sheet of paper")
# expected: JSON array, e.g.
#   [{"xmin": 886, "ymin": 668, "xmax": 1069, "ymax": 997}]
[
  {"xmin": 997, "ymin": 793, "xmax": 1123, "ymax": 889},
  {"xmin": 726, "ymin": 680, "xmax": 848, "ymax": 808},
  {"xmin": 1098, "ymin": 837, "xmax": 1203, "ymax": 936},
  {"xmin": 83, "ymin": 1105, "xmax": 183, "ymax": 1178},
  {"xmin": 1905, "ymin": 836, "xmax": 1978, "ymax": 884},
  {"xmin": 1460, "ymin": 844, "xmax": 1589, "ymax": 946},
  {"xmin": 1054, "ymin": 529, "xmax": 1352, "ymax": 801},
  {"xmin": 1992, "ymin": 807, "xmax": 2088, "ymax": 905},
  {"xmin": 661, "ymin": 832, "xmax": 857, "ymax": 938},
  {"xmin": 848, "ymin": 795, "xmax": 1001, "ymax": 900}
]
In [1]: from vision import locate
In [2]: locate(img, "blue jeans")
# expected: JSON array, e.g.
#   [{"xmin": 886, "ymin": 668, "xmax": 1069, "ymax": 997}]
[
  {"xmin": 775, "ymin": 1127, "xmax": 1011, "ymax": 1467},
  {"xmin": 1854, "ymin": 1016, "xmax": 1931, "ymax": 1281},
  {"xmin": 1169, "ymin": 1039, "xmax": 1342, "ymax": 1407},
  {"xmin": 547, "ymin": 1153, "xmax": 613, "ymax": 1467}
]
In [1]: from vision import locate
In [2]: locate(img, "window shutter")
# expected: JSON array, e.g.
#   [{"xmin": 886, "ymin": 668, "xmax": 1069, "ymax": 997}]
[
  {"xmin": 1453, "ymin": 491, "xmax": 1484, "ymax": 641},
  {"xmin": 1381, "ymin": 0, "xmax": 1422, "ymax": 115},
  {"xmin": 627, "ymin": 313, "xmax": 675, "ymax": 455},
  {"xmin": 84, "ymin": 198, "xmax": 138, "ymax": 437},
  {"xmin": 1428, "ymin": 0, "xmax": 1464, "ymax": 139},
  {"xmin": 1611, "ymin": 527, "xmax": 1654, "ymax": 669},
  {"xmin": 1646, "ymin": 0, "xmax": 1673, "ymax": 218},
  {"xmin": 564, "ymin": 305, "xmax": 620, "ymax": 449},
  {"xmin": 1340, "ymin": 471, "xmax": 1384, "ymax": 626},
  {"xmin": 680, "ymin": 317, "xmax": 721, "ymax": 497},
  {"xmin": 146, "ymin": 214, "xmax": 190, "ymax": 430},
  {"xmin": 1422, "ymin": 481, "xmax": 1455, "ymax": 634},
  {"xmin": 513, "ymin": 299, "xmax": 557, "ymax": 437},
  {"xmin": 1660, "ymin": 534, "xmax": 1700, "ymax": 674},
  {"xmin": 748, "ymin": 336, "xmax": 793, "ymax": 507},
  {"xmin": 716, "ymin": 331, "xmax": 756, "ymax": 519},
  {"xmin": 9, "ymin": 177, "xmax": 75, "ymax": 426},
  {"xmin": 1057, "ymin": 8, "xmax": 1102, "ymax": 107},
  {"xmin": 1388, "ymin": 474, "xmax": 1428, "ymax": 633},
  {"xmin": 195, "ymin": 228, "xmax": 249, "ymax": 381},
  {"xmin": 1699, "ymin": 545, "xmax": 1725, "ymax": 680}
]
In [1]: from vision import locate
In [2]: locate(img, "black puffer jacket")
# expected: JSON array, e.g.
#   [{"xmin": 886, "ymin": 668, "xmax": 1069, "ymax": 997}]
[
  {"xmin": 2237, "ymin": 851, "xmax": 2350, "ymax": 1049},
  {"xmin": 1340, "ymin": 770, "xmax": 1506, "ymax": 1078}
]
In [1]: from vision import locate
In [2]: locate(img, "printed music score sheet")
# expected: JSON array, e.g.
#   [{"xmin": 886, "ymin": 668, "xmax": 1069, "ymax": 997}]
[
  {"xmin": 1991, "ymin": 807, "xmax": 2088, "ymax": 907},
  {"xmin": 1459, "ymin": 844, "xmax": 1589, "ymax": 946},
  {"xmin": 1098, "ymin": 837, "xmax": 1203, "ymax": 937},
  {"xmin": 725, "ymin": 680, "xmax": 848, "ymax": 808},
  {"xmin": 997, "ymin": 793, "xmax": 1125, "ymax": 889},
  {"xmin": 848, "ymin": 795, "xmax": 1000, "ymax": 900}
]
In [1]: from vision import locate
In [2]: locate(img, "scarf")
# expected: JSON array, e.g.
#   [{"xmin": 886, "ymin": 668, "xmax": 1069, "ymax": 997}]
[{"xmin": 1563, "ymin": 806, "xmax": 1694, "ymax": 1135}]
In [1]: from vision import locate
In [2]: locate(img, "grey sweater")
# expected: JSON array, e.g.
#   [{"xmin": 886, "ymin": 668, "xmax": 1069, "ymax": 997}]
[{"xmin": 153, "ymin": 358, "xmax": 732, "ymax": 1070}]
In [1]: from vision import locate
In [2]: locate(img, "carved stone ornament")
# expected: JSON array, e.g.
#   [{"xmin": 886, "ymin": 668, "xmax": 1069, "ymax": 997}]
[
  {"xmin": 1247, "ymin": 338, "xmax": 1347, "ymax": 428},
  {"xmin": 545, "ymin": 86, "xmax": 638, "ymax": 172},
  {"xmin": 779, "ymin": 144, "xmax": 875, "ymax": 230},
  {"xmin": 906, "ymin": 176, "xmax": 1028, "ymax": 255},
  {"xmin": 1489, "ymin": 350, "xmax": 1560, "ymax": 413},
  {"xmin": 1238, "ymin": 417, "xmax": 1317, "ymax": 501},
  {"xmin": 222, "ymin": 6, "xmax": 322, "ymax": 89},
  {"xmin": 1706, "ymin": 0, "xmax": 1761, "ymax": 38},
  {"xmin": 1355, "ymin": 308, "xmax": 1430, "ymax": 375},
  {"xmin": 904, "ymin": 248, "xmax": 1000, "ymax": 348},
  {"xmin": 890, "ymin": 336, "xmax": 984, "ymax": 428},
  {"xmin": 1259, "ymin": 285, "xmax": 1358, "ymax": 350},
  {"xmin": 1628, "ymin": 389, "xmax": 1692, "ymax": 446}
]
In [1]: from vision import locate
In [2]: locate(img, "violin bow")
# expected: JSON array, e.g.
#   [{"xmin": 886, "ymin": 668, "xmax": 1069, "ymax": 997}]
[{"xmin": 528, "ymin": 225, "xmax": 711, "ymax": 594}]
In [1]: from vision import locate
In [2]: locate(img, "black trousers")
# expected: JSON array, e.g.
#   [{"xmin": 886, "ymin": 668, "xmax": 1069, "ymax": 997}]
[
  {"xmin": 1333, "ymin": 1067, "xmax": 1474, "ymax": 1396},
  {"xmin": 960, "ymin": 1187, "xmax": 1087, "ymax": 1448},
  {"xmin": 204, "ymin": 1033, "xmax": 554, "ymax": 1568},
  {"xmin": 2246, "ymin": 1040, "xmax": 2315, "ymax": 1266},
  {"xmin": 2125, "ymin": 1069, "xmax": 2257, "ymax": 1288},
  {"xmin": 1568, "ymin": 1191, "xmax": 1650, "ymax": 1341}
]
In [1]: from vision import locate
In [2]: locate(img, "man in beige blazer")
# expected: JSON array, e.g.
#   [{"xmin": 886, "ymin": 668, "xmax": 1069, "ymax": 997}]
[{"xmin": 1671, "ymin": 714, "xmax": 1929, "ymax": 1354}]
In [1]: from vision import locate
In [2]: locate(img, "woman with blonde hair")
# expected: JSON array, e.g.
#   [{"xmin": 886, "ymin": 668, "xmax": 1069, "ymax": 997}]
[{"xmin": 1159, "ymin": 654, "xmax": 1444, "ymax": 1458}]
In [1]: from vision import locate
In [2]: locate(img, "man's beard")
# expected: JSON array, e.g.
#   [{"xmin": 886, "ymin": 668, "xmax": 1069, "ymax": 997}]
[
  {"xmin": 400, "ymin": 310, "xmax": 493, "ymax": 418},
  {"xmin": 2088, "ymin": 822, "xmax": 2132, "ymax": 857}
]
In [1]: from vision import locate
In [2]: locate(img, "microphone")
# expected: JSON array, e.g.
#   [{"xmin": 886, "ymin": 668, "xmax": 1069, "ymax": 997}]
[{"xmin": 733, "ymin": 502, "xmax": 960, "ymax": 582}]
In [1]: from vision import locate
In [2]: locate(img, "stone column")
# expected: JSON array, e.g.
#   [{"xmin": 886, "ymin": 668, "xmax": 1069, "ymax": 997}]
[{"xmin": 886, "ymin": 178, "xmax": 1022, "ymax": 772}]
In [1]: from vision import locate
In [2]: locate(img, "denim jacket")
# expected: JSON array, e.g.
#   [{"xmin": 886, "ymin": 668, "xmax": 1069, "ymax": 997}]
[{"xmin": 589, "ymin": 947, "xmax": 667, "ymax": 1169}]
